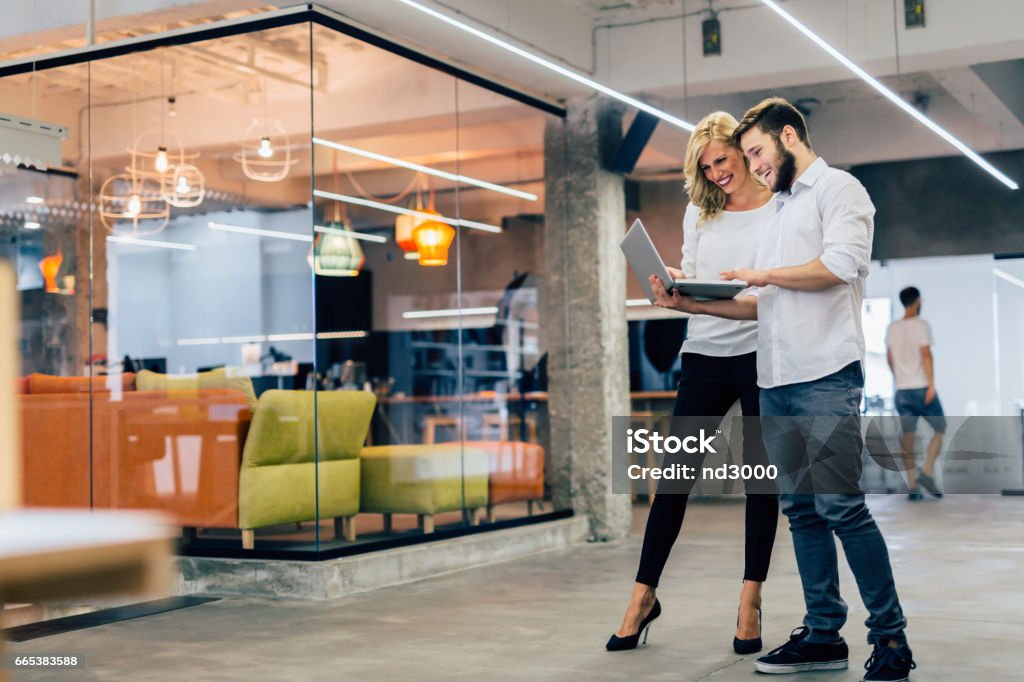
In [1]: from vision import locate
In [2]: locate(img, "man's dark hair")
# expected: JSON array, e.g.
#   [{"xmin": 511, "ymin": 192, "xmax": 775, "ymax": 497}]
[
  {"xmin": 899, "ymin": 286, "xmax": 921, "ymax": 308},
  {"xmin": 733, "ymin": 97, "xmax": 812, "ymax": 148}
]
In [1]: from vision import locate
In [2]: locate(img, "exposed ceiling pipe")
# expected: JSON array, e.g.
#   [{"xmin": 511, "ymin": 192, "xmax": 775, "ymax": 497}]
[{"xmin": 87, "ymin": 0, "xmax": 95, "ymax": 46}]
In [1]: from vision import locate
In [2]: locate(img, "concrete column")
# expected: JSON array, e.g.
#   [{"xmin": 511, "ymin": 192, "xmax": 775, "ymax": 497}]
[{"xmin": 543, "ymin": 95, "xmax": 631, "ymax": 541}]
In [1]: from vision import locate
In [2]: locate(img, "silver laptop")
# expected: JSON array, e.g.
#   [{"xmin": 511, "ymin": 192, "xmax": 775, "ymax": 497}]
[{"xmin": 619, "ymin": 218, "xmax": 747, "ymax": 303}]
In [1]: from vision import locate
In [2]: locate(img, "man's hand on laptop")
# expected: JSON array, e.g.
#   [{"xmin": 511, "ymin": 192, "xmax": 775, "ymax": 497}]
[
  {"xmin": 666, "ymin": 266, "xmax": 686, "ymax": 280},
  {"xmin": 720, "ymin": 268, "xmax": 769, "ymax": 287},
  {"xmin": 649, "ymin": 274, "xmax": 699, "ymax": 313}
]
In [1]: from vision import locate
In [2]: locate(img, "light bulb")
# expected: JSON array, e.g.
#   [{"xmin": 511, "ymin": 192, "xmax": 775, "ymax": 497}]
[
  {"xmin": 155, "ymin": 146, "xmax": 169, "ymax": 173},
  {"xmin": 127, "ymin": 194, "xmax": 142, "ymax": 217},
  {"xmin": 258, "ymin": 136, "xmax": 273, "ymax": 158},
  {"xmin": 167, "ymin": 96, "xmax": 177, "ymax": 118},
  {"xmin": 176, "ymin": 175, "xmax": 190, "ymax": 193}
]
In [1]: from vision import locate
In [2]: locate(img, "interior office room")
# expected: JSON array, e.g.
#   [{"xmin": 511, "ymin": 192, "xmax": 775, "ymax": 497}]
[{"xmin": 0, "ymin": 1, "xmax": 1021, "ymax": 680}]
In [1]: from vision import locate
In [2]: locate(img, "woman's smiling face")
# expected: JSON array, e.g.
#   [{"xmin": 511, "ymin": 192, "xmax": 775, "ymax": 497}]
[{"xmin": 698, "ymin": 138, "xmax": 747, "ymax": 195}]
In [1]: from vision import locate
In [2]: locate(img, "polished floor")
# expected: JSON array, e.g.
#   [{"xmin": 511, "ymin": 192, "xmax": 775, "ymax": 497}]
[{"xmin": 9, "ymin": 495, "xmax": 1024, "ymax": 681}]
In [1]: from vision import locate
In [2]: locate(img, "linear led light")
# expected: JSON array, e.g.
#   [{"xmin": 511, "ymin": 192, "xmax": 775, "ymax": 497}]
[
  {"xmin": 26, "ymin": 196, "xmax": 44, "ymax": 204},
  {"xmin": 403, "ymin": 306, "xmax": 498, "ymax": 319},
  {"xmin": 221, "ymin": 335, "xmax": 267, "ymax": 344},
  {"xmin": 209, "ymin": 222, "xmax": 390, "ymax": 244},
  {"xmin": 107, "ymin": 235, "xmax": 197, "ymax": 251},
  {"xmin": 626, "ymin": 299, "xmax": 652, "ymax": 307},
  {"xmin": 317, "ymin": 331, "xmax": 370, "ymax": 340},
  {"xmin": 267, "ymin": 333, "xmax": 313, "ymax": 342},
  {"xmin": 178, "ymin": 331, "xmax": 371, "ymax": 346},
  {"xmin": 758, "ymin": 0, "xmax": 1018, "ymax": 190},
  {"xmin": 208, "ymin": 222, "xmax": 312, "ymax": 242},
  {"xmin": 313, "ymin": 137, "xmax": 537, "ymax": 201},
  {"xmin": 404, "ymin": 252, "xmax": 420, "ymax": 260},
  {"xmin": 994, "ymin": 268, "xmax": 1024, "ymax": 290},
  {"xmin": 265, "ymin": 331, "xmax": 371, "ymax": 341},
  {"xmin": 314, "ymin": 224, "xmax": 388, "ymax": 243},
  {"xmin": 24, "ymin": 221, "xmax": 41, "ymax": 230},
  {"xmin": 314, "ymin": 189, "xmax": 502, "ymax": 234},
  {"xmin": 177, "ymin": 337, "xmax": 220, "ymax": 346},
  {"xmin": 394, "ymin": 0, "xmax": 695, "ymax": 132}
]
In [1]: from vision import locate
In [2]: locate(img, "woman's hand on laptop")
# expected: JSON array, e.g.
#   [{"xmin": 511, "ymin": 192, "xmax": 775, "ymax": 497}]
[
  {"xmin": 649, "ymin": 274, "xmax": 699, "ymax": 313},
  {"xmin": 720, "ymin": 268, "xmax": 769, "ymax": 287}
]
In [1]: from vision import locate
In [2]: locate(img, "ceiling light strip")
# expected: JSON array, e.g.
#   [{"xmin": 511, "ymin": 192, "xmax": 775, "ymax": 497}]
[
  {"xmin": 267, "ymin": 333, "xmax": 314, "ymax": 342},
  {"xmin": 208, "ymin": 222, "xmax": 312, "ymax": 242},
  {"xmin": 177, "ymin": 331, "xmax": 371, "ymax": 345},
  {"xmin": 758, "ymin": 0, "xmax": 1018, "ymax": 190},
  {"xmin": 994, "ymin": 268, "xmax": 1024, "ymax": 290},
  {"xmin": 221, "ymin": 335, "xmax": 267, "ymax": 344},
  {"xmin": 107, "ymin": 235, "xmax": 197, "ymax": 251},
  {"xmin": 394, "ymin": 0, "xmax": 695, "ymax": 132},
  {"xmin": 403, "ymin": 306, "xmax": 499, "ymax": 319},
  {"xmin": 316, "ymin": 331, "xmax": 370, "ymax": 340},
  {"xmin": 314, "ymin": 224, "xmax": 388, "ymax": 243},
  {"xmin": 314, "ymin": 189, "xmax": 502, "ymax": 233},
  {"xmin": 312, "ymin": 137, "xmax": 537, "ymax": 201},
  {"xmin": 176, "ymin": 337, "xmax": 221, "ymax": 346}
]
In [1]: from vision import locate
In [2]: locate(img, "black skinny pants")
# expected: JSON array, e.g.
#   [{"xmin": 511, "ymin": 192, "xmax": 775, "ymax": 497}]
[{"xmin": 635, "ymin": 351, "xmax": 779, "ymax": 587}]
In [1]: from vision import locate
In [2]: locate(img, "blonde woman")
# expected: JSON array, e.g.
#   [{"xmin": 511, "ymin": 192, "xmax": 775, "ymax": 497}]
[{"xmin": 607, "ymin": 112, "xmax": 779, "ymax": 654}]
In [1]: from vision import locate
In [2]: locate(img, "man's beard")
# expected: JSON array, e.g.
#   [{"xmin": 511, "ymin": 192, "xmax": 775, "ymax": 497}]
[{"xmin": 772, "ymin": 138, "xmax": 797, "ymax": 192}]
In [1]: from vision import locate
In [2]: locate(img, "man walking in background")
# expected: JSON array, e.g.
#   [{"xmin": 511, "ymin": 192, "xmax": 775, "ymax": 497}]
[{"xmin": 887, "ymin": 286, "xmax": 946, "ymax": 500}]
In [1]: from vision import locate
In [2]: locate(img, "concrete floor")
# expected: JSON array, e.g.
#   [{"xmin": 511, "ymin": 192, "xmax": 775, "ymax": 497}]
[{"xmin": 11, "ymin": 495, "xmax": 1024, "ymax": 681}]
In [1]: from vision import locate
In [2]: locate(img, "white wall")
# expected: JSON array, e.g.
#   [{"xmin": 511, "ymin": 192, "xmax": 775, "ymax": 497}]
[{"xmin": 109, "ymin": 206, "xmax": 314, "ymax": 373}]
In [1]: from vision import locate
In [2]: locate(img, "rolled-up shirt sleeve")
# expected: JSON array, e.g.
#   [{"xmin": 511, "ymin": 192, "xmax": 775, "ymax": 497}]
[{"xmin": 819, "ymin": 176, "xmax": 874, "ymax": 284}]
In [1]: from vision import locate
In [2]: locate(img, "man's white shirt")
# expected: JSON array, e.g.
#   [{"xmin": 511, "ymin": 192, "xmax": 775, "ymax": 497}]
[{"xmin": 753, "ymin": 158, "xmax": 874, "ymax": 389}]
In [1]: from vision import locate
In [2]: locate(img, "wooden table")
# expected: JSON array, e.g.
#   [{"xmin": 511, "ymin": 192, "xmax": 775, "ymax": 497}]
[{"xmin": 0, "ymin": 510, "xmax": 174, "ymax": 681}]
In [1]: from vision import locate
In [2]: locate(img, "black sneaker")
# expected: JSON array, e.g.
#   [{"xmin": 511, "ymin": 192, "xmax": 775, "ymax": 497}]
[
  {"xmin": 907, "ymin": 489, "xmax": 924, "ymax": 501},
  {"xmin": 917, "ymin": 473, "xmax": 943, "ymax": 498},
  {"xmin": 754, "ymin": 626, "xmax": 848, "ymax": 674},
  {"xmin": 862, "ymin": 640, "xmax": 916, "ymax": 681}
]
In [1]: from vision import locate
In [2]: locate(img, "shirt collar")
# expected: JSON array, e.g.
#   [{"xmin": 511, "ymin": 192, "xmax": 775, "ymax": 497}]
[{"xmin": 776, "ymin": 157, "xmax": 827, "ymax": 206}]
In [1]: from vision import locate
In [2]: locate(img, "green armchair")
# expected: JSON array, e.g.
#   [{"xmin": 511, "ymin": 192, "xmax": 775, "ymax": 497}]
[{"xmin": 238, "ymin": 389, "xmax": 374, "ymax": 549}]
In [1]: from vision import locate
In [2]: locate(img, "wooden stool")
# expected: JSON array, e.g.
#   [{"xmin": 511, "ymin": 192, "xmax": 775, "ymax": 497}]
[
  {"xmin": 423, "ymin": 415, "xmax": 463, "ymax": 444},
  {"xmin": 481, "ymin": 413, "xmax": 538, "ymax": 443}
]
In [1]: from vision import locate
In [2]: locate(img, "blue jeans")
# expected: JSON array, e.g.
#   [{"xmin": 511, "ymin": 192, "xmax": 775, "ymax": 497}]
[
  {"xmin": 895, "ymin": 388, "xmax": 947, "ymax": 434},
  {"xmin": 761, "ymin": 362, "xmax": 907, "ymax": 646}
]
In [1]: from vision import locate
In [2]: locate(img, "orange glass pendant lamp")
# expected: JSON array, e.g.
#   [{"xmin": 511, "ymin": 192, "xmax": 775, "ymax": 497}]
[
  {"xmin": 39, "ymin": 250, "xmax": 63, "ymax": 293},
  {"xmin": 395, "ymin": 208, "xmax": 419, "ymax": 253},
  {"xmin": 410, "ymin": 176, "xmax": 454, "ymax": 266},
  {"xmin": 413, "ymin": 218, "xmax": 454, "ymax": 266}
]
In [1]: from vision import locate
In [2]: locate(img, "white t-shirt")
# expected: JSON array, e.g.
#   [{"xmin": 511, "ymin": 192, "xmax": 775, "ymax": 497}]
[
  {"xmin": 679, "ymin": 200, "xmax": 772, "ymax": 357},
  {"xmin": 886, "ymin": 317, "xmax": 933, "ymax": 390}
]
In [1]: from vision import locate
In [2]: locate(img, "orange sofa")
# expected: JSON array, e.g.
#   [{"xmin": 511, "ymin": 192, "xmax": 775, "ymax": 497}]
[{"xmin": 19, "ymin": 374, "xmax": 251, "ymax": 528}]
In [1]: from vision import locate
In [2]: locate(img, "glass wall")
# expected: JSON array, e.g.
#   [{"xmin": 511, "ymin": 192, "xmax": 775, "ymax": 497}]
[
  {"xmin": 5, "ymin": 16, "xmax": 562, "ymax": 557},
  {"xmin": 2, "ymin": 61, "xmax": 91, "ymax": 513}
]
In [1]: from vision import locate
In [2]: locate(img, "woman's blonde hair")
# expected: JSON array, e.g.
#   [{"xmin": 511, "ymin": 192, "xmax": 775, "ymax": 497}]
[{"xmin": 684, "ymin": 111, "xmax": 751, "ymax": 227}]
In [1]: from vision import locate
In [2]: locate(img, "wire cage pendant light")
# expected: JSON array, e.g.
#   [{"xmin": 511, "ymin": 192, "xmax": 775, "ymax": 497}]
[{"xmin": 99, "ymin": 173, "xmax": 169, "ymax": 236}]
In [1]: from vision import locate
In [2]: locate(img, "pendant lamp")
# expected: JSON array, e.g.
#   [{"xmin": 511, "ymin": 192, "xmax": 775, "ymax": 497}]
[
  {"xmin": 412, "ymin": 178, "xmax": 454, "ymax": 266},
  {"xmin": 309, "ymin": 220, "xmax": 365, "ymax": 277}
]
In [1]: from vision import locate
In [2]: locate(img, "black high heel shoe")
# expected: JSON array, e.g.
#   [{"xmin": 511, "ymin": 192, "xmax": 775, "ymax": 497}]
[
  {"xmin": 733, "ymin": 606, "xmax": 762, "ymax": 654},
  {"xmin": 606, "ymin": 599, "xmax": 661, "ymax": 651}
]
